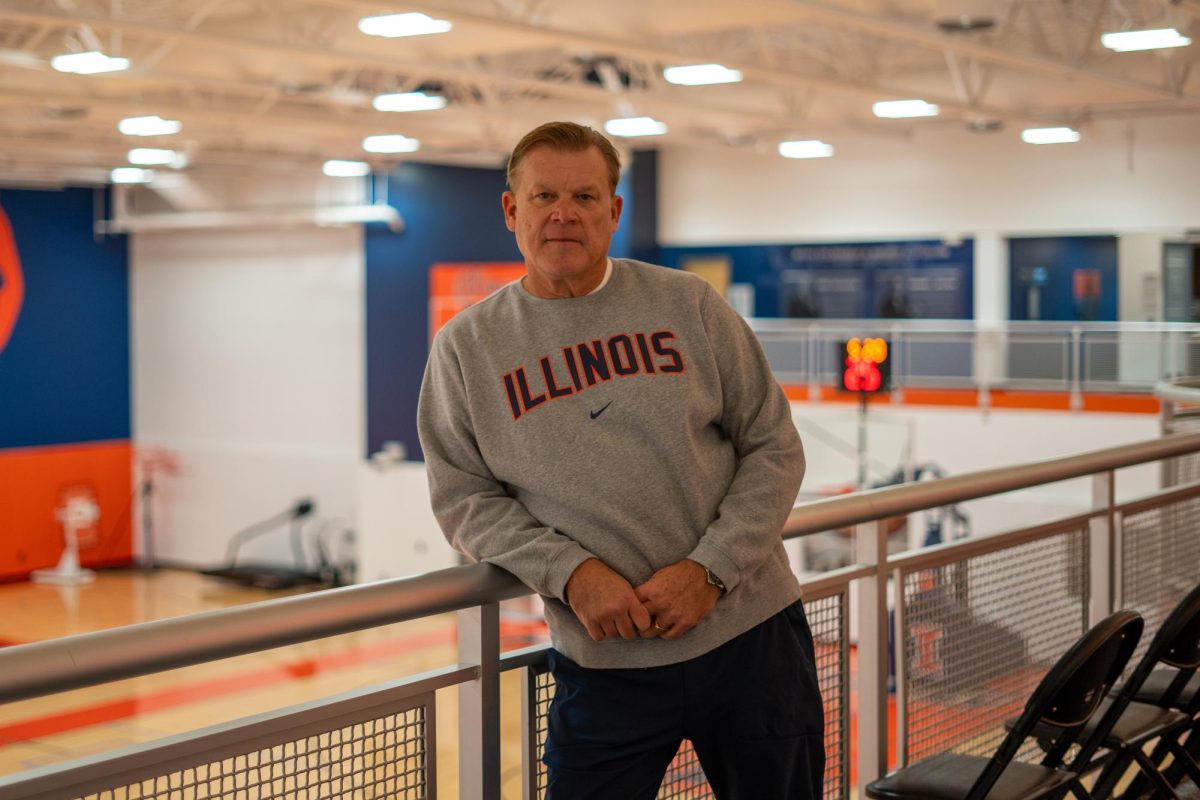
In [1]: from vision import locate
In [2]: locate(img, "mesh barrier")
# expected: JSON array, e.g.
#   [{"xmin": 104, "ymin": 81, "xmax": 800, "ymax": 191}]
[
  {"xmin": 899, "ymin": 527, "xmax": 1090, "ymax": 765},
  {"xmin": 529, "ymin": 591, "xmax": 850, "ymax": 799},
  {"xmin": 74, "ymin": 708, "xmax": 429, "ymax": 800},
  {"xmin": 1121, "ymin": 495, "xmax": 1200, "ymax": 669},
  {"xmin": 1164, "ymin": 411, "xmax": 1200, "ymax": 486},
  {"xmin": 806, "ymin": 591, "xmax": 849, "ymax": 800}
]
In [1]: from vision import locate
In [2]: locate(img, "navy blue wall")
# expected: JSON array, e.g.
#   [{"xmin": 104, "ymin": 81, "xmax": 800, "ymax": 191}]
[
  {"xmin": 1009, "ymin": 236, "xmax": 1118, "ymax": 321},
  {"xmin": 0, "ymin": 188, "xmax": 130, "ymax": 448},
  {"xmin": 365, "ymin": 159, "xmax": 640, "ymax": 460}
]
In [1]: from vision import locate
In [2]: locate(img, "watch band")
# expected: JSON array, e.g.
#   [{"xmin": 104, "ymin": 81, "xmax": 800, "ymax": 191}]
[{"xmin": 704, "ymin": 567, "xmax": 727, "ymax": 595}]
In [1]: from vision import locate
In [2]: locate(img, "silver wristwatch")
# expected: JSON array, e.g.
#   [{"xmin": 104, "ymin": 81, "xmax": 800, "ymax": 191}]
[{"xmin": 704, "ymin": 567, "xmax": 727, "ymax": 595}]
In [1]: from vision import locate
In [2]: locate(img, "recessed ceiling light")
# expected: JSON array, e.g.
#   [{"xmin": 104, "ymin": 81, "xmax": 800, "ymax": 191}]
[
  {"xmin": 118, "ymin": 115, "xmax": 182, "ymax": 136},
  {"xmin": 1021, "ymin": 126, "xmax": 1081, "ymax": 144},
  {"xmin": 873, "ymin": 99, "xmax": 940, "ymax": 118},
  {"xmin": 363, "ymin": 134, "xmax": 420, "ymax": 153},
  {"xmin": 778, "ymin": 140, "xmax": 834, "ymax": 159},
  {"xmin": 358, "ymin": 12, "xmax": 452, "ymax": 38},
  {"xmin": 111, "ymin": 167, "xmax": 154, "ymax": 184},
  {"xmin": 323, "ymin": 159, "xmax": 371, "ymax": 177},
  {"xmin": 128, "ymin": 148, "xmax": 187, "ymax": 168},
  {"xmin": 372, "ymin": 91, "xmax": 447, "ymax": 112},
  {"xmin": 51, "ymin": 51, "xmax": 129, "ymax": 74},
  {"xmin": 604, "ymin": 116, "xmax": 668, "ymax": 137},
  {"xmin": 1101, "ymin": 28, "xmax": 1191, "ymax": 52},
  {"xmin": 662, "ymin": 64, "xmax": 743, "ymax": 86}
]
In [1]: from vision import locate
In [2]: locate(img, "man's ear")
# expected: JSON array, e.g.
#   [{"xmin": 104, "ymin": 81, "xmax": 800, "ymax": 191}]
[
  {"xmin": 501, "ymin": 191, "xmax": 517, "ymax": 232},
  {"xmin": 610, "ymin": 194, "xmax": 624, "ymax": 231}
]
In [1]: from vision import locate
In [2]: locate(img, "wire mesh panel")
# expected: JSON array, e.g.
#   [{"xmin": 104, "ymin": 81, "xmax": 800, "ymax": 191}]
[
  {"xmin": 1163, "ymin": 411, "xmax": 1200, "ymax": 485},
  {"xmin": 805, "ymin": 591, "xmax": 849, "ymax": 800},
  {"xmin": 1121, "ymin": 494, "xmax": 1200, "ymax": 668},
  {"xmin": 72, "ymin": 708, "xmax": 428, "ymax": 800},
  {"xmin": 0, "ymin": 680, "xmax": 442, "ymax": 800},
  {"xmin": 899, "ymin": 527, "xmax": 1090, "ymax": 765}
]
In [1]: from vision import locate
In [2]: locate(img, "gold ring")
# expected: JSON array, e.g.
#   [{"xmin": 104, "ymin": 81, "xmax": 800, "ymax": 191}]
[{"xmin": 653, "ymin": 621, "xmax": 665, "ymax": 631}]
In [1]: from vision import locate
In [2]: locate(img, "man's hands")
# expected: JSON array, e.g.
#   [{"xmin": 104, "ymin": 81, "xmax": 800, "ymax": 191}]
[
  {"xmin": 564, "ymin": 558, "xmax": 721, "ymax": 642},
  {"xmin": 635, "ymin": 559, "xmax": 721, "ymax": 640},
  {"xmin": 565, "ymin": 559, "xmax": 653, "ymax": 641}
]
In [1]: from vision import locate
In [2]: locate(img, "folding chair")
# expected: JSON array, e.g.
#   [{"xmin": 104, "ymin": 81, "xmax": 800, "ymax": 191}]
[
  {"xmin": 1084, "ymin": 583, "xmax": 1200, "ymax": 800},
  {"xmin": 866, "ymin": 610, "xmax": 1143, "ymax": 800}
]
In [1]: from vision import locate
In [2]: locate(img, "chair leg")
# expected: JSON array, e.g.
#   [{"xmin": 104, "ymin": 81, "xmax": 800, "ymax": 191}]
[
  {"xmin": 1095, "ymin": 750, "xmax": 1138, "ymax": 800},
  {"xmin": 1130, "ymin": 749, "xmax": 1181, "ymax": 800},
  {"xmin": 1067, "ymin": 778, "xmax": 1096, "ymax": 800},
  {"xmin": 1164, "ymin": 740, "xmax": 1200, "ymax": 784}
]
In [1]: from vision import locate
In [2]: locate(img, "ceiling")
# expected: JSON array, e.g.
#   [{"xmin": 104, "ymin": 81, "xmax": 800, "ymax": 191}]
[{"xmin": 0, "ymin": 0, "xmax": 1196, "ymax": 188}]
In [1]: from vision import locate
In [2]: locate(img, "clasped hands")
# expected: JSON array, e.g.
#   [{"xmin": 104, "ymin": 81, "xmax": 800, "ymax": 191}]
[{"xmin": 564, "ymin": 557, "xmax": 721, "ymax": 642}]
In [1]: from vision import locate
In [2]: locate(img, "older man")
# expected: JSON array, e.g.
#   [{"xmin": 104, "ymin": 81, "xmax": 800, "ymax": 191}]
[{"xmin": 418, "ymin": 121, "xmax": 823, "ymax": 799}]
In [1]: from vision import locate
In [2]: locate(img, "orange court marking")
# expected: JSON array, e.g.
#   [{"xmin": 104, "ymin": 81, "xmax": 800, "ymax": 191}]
[{"xmin": 0, "ymin": 620, "xmax": 548, "ymax": 744}]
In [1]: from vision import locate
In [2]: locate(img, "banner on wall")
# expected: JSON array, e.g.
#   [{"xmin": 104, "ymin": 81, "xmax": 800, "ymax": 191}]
[
  {"xmin": 428, "ymin": 262, "xmax": 526, "ymax": 344},
  {"xmin": 779, "ymin": 240, "xmax": 973, "ymax": 319},
  {"xmin": 0, "ymin": 204, "xmax": 25, "ymax": 354}
]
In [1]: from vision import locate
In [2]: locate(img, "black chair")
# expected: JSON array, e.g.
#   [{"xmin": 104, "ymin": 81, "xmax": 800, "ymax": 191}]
[
  {"xmin": 865, "ymin": 610, "xmax": 1143, "ymax": 800},
  {"xmin": 1083, "ymin": 583, "xmax": 1200, "ymax": 800}
]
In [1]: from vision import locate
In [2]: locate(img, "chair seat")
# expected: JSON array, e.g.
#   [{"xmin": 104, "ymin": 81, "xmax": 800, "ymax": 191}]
[
  {"xmin": 1121, "ymin": 670, "xmax": 1200, "ymax": 709},
  {"xmin": 865, "ymin": 752, "xmax": 1076, "ymax": 800},
  {"xmin": 1092, "ymin": 697, "xmax": 1189, "ymax": 747}
]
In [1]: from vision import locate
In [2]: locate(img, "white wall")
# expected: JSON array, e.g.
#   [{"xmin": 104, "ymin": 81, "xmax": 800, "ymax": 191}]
[
  {"xmin": 132, "ymin": 223, "xmax": 364, "ymax": 570},
  {"xmin": 659, "ymin": 115, "xmax": 1200, "ymax": 323}
]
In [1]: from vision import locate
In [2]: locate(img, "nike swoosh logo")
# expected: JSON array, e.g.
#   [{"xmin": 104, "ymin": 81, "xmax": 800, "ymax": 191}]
[{"xmin": 589, "ymin": 401, "xmax": 613, "ymax": 420}]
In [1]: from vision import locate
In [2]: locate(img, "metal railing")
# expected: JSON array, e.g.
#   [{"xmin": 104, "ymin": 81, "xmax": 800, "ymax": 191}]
[
  {"xmin": 751, "ymin": 318, "xmax": 1200, "ymax": 404},
  {"xmin": 4, "ymin": 432, "xmax": 1200, "ymax": 799}
]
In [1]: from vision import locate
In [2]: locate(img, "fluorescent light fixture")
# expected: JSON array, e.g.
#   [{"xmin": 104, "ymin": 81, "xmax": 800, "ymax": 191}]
[
  {"xmin": 111, "ymin": 167, "xmax": 154, "ymax": 184},
  {"xmin": 118, "ymin": 115, "xmax": 182, "ymax": 136},
  {"xmin": 873, "ymin": 99, "xmax": 940, "ymax": 118},
  {"xmin": 1021, "ymin": 126, "xmax": 1081, "ymax": 144},
  {"xmin": 51, "ymin": 50, "xmax": 129, "ymax": 74},
  {"xmin": 604, "ymin": 116, "xmax": 668, "ymax": 137},
  {"xmin": 663, "ymin": 63, "xmax": 743, "ymax": 86},
  {"xmin": 372, "ymin": 91, "xmax": 447, "ymax": 112},
  {"xmin": 363, "ymin": 134, "xmax": 420, "ymax": 153},
  {"xmin": 778, "ymin": 140, "xmax": 834, "ymax": 159},
  {"xmin": 323, "ymin": 159, "xmax": 371, "ymax": 177},
  {"xmin": 1100, "ymin": 28, "xmax": 1191, "ymax": 52},
  {"xmin": 358, "ymin": 12, "xmax": 452, "ymax": 38},
  {"xmin": 128, "ymin": 148, "xmax": 187, "ymax": 168}
]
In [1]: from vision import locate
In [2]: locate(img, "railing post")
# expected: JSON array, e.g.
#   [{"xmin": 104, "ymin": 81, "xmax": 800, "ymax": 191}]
[
  {"xmin": 1070, "ymin": 326, "xmax": 1083, "ymax": 410},
  {"xmin": 458, "ymin": 603, "xmax": 501, "ymax": 800},
  {"xmin": 855, "ymin": 519, "xmax": 890, "ymax": 793},
  {"xmin": 808, "ymin": 322, "xmax": 822, "ymax": 401},
  {"xmin": 1089, "ymin": 471, "xmax": 1115, "ymax": 627}
]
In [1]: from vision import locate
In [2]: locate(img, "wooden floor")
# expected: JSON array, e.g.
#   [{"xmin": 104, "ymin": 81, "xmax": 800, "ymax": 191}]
[{"xmin": 0, "ymin": 568, "xmax": 549, "ymax": 799}]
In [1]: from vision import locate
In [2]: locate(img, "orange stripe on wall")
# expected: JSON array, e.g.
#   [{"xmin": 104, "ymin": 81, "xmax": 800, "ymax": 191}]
[
  {"xmin": 0, "ymin": 440, "xmax": 133, "ymax": 580},
  {"xmin": 780, "ymin": 384, "xmax": 1159, "ymax": 415}
]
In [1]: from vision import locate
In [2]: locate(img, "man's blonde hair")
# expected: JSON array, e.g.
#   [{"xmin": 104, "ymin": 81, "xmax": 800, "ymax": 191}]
[{"xmin": 507, "ymin": 121, "xmax": 621, "ymax": 193}]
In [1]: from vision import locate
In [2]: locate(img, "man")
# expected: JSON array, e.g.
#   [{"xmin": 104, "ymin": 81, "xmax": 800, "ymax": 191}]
[{"xmin": 417, "ymin": 121, "xmax": 823, "ymax": 798}]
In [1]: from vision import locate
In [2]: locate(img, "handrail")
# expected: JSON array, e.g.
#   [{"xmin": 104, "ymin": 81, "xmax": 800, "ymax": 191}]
[
  {"xmin": 1155, "ymin": 379, "xmax": 1200, "ymax": 405},
  {"xmin": 3, "ymin": 431, "xmax": 1200, "ymax": 706},
  {"xmin": 781, "ymin": 432, "xmax": 1200, "ymax": 537},
  {"xmin": 0, "ymin": 562, "xmax": 529, "ymax": 704}
]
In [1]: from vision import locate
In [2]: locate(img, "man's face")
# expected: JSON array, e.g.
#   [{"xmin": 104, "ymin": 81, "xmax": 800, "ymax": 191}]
[{"xmin": 502, "ymin": 145, "xmax": 622, "ymax": 295}]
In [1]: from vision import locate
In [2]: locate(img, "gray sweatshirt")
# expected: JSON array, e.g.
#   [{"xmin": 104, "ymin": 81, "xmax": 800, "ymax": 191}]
[{"xmin": 417, "ymin": 259, "xmax": 805, "ymax": 668}]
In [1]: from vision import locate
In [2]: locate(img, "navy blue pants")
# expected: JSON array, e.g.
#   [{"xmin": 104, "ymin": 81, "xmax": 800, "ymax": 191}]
[{"xmin": 544, "ymin": 599, "xmax": 825, "ymax": 800}]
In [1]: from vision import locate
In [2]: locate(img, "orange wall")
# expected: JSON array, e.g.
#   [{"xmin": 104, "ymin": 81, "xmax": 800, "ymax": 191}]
[{"xmin": 0, "ymin": 441, "xmax": 133, "ymax": 581}]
